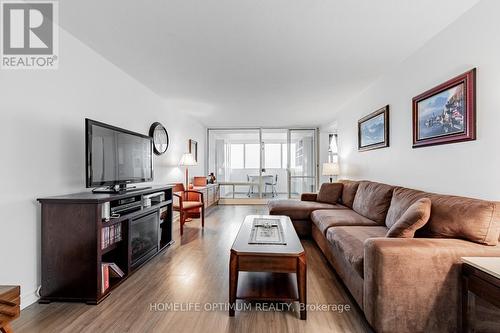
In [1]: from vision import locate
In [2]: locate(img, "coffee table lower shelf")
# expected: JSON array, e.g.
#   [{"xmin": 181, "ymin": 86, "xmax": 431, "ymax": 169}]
[
  {"xmin": 229, "ymin": 251, "xmax": 307, "ymax": 320},
  {"xmin": 236, "ymin": 272, "xmax": 299, "ymax": 301}
]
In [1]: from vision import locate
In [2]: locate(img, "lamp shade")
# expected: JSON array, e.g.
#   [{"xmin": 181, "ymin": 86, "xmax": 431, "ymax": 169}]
[
  {"xmin": 322, "ymin": 162, "xmax": 339, "ymax": 176},
  {"xmin": 179, "ymin": 153, "xmax": 197, "ymax": 166}
]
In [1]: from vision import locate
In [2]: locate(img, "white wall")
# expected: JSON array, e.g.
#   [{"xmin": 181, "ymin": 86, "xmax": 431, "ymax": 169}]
[
  {"xmin": 0, "ymin": 29, "xmax": 205, "ymax": 308},
  {"xmin": 320, "ymin": 0, "xmax": 500, "ymax": 200}
]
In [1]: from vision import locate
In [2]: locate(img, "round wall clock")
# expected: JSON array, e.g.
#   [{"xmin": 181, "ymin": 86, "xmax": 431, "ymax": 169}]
[{"xmin": 149, "ymin": 122, "xmax": 169, "ymax": 155}]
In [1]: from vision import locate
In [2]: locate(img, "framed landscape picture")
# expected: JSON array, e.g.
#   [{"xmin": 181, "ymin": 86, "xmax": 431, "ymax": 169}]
[
  {"xmin": 412, "ymin": 69, "xmax": 476, "ymax": 148},
  {"xmin": 358, "ymin": 105, "xmax": 389, "ymax": 151}
]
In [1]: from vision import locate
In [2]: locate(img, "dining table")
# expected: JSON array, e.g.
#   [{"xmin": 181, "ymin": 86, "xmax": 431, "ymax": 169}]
[{"xmin": 247, "ymin": 175, "xmax": 275, "ymax": 197}]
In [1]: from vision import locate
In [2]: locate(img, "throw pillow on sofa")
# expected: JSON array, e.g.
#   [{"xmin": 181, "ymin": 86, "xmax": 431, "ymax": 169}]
[
  {"xmin": 387, "ymin": 198, "xmax": 431, "ymax": 238},
  {"xmin": 317, "ymin": 183, "xmax": 343, "ymax": 205},
  {"xmin": 337, "ymin": 179, "xmax": 360, "ymax": 208}
]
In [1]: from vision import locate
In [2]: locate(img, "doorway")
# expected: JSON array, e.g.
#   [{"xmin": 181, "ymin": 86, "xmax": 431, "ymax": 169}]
[{"xmin": 207, "ymin": 128, "xmax": 318, "ymax": 203}]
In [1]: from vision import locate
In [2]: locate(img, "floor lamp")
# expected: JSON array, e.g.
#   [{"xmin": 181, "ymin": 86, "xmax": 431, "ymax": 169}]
[
  {"xmin": 179, "ymin": 153, "xmax": 197, "ymax": 189},
  {"xmin": 322, "ymin": 162, "xmax": 339, "ymax": 183}
]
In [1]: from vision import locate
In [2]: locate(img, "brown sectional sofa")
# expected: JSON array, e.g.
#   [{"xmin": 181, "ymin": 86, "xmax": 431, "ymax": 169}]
[{"xmin": 268, "ymin": 180, "xmax": 500, "ymax": 333}]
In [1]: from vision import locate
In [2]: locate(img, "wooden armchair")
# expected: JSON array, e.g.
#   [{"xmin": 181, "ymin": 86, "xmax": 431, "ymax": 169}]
[{"xmin": 172, "ymin": 183, "xmax": 205, "ymax": 236}]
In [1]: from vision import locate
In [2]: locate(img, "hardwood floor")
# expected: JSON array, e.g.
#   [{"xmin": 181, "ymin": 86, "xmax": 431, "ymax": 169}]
[{"xmin": 13, "ymin": 205, "xmax": 371, "ymax": 333}]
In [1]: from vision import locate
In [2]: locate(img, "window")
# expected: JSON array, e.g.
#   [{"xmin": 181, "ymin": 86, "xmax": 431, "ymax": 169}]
[
  {"xmin": 230, "ymin": 144, "xmax": 244, "ymax": 169},
  {"xmin": 284, "ymin": 143, "xmax": 296, "ymax": 169},
  {"xmin": 244, "ymin": 144, "xmax": 260, "ymax": 168},
  {"xmin": 264, "ymin": 144, "xmax": 281, "ymax": 168},
  {"xmin": 230, "ymin": 143, "xmax": 297, "ymax": 169},
  {"xmin": 229, "ymin": 143, "xmax": 260, "ymax": 169},
  {"xmin": 282, "ymin": 144, "xmax": 287, "ymax": 169},
  {"xmin": 328, "ymin": 133, "xmax": 338, "ymax": 162}
]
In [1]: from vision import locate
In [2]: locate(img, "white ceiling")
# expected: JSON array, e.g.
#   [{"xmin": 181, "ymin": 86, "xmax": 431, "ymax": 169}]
[{"xmin": 60, "ymin": 0, "xmax": 479, "ymax": 127}]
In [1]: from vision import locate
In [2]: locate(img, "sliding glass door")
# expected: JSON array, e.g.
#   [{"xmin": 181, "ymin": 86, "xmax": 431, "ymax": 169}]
[
  {"xmin": 207, "ymin": 128, "xmax": 317, "ymax": 201},
  {"xmin": 289, "ymin": 129, "xmax": 317, "ymax": 198},
  {"xmin": 261, "ymin": 129, "xmax": 288, "ymax": 199}
]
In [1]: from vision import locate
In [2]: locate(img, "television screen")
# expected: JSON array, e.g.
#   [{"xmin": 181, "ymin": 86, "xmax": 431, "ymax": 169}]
[{"xmin": 86, "ymin": 119, "xmax": 153, "ymax": 187}]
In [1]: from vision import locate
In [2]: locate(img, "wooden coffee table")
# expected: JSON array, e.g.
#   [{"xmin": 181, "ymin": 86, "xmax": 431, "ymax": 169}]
[{"xmin": 229, "ymin": 215, "xmax": 306, "ymax": 319}]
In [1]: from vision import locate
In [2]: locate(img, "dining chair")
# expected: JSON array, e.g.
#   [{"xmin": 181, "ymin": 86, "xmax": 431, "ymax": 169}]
[
  {"xmin": 247, "ymin": 175, "xmax": 254, "ymax": 197},
  {"xmin": 172, "ymin": 183, "xmax": 205, "ymax": 236},
  {"xmin": 264, "ymin": 174, "xmax": 278, "ymax": 197}
]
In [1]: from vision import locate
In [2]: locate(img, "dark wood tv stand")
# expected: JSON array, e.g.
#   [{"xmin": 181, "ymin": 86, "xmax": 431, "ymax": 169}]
[{"xmin": 37, "ymin": 185, "xmax": 174, "ymax": 305}]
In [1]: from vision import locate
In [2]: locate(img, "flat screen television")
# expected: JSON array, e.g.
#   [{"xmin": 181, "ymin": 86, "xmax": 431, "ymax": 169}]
[{"xmin": 86, "ymin": 119, "xmax": 153, "ymax": 192}]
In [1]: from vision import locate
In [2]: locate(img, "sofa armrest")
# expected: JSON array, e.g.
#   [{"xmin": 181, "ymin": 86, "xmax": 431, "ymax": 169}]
[
  {"xmin": 364, "ymin": 238, "xmax": 500, "ymax": 333},
  {"xmin": 300, "ymin": 193, "xmax": 317, "ymax": 201}
]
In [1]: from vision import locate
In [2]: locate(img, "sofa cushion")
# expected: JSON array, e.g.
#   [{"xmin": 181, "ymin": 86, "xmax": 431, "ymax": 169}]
[
  {"xmin": 386, "ymin": 187, "xmax": 500, "ymax": 246},
  {"xmin": 385, "ymin": 187, "xmax": 429, "ymax": 229},
  {"xmin": 311, "ymin": 209, "xmax": 379, "ymax": 235},
  {"xmin": 352, "ymin": 181, "xmax": 394, "ymax": 224},
  {"xmin": 268, "ymin": 199, "xmax": 347, "ymax": 220},
  {"xmin": 326, "ymin": 226, "xmax": 388, "ymax": 277},
  {"xmin": 300, "ymin": 192, "xmax": 317, "ymax": 202},
  {"xmin": 317, "ymin": 183, "xmax": 343, "ymax": 205},
  {"xmin": 386, "ymin": 198, "xmax": 431, "ymax": 238},
  {"xmin": 338, "ymin": 180, "xmax": 360, "ymax": 208}
]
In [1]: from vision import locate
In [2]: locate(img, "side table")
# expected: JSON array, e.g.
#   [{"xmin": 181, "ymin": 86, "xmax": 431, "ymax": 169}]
[{"xmin": 461, "ymin": 257, "xmax": 500, "ymax": 333}]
